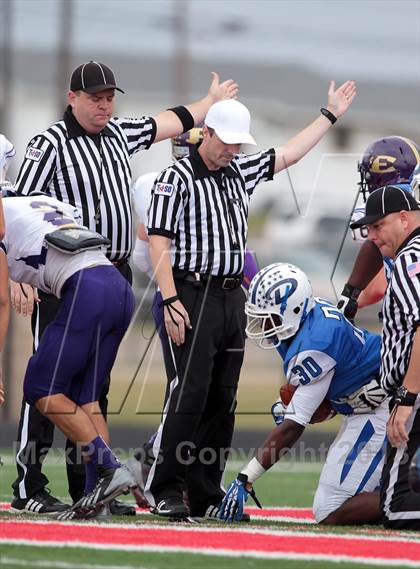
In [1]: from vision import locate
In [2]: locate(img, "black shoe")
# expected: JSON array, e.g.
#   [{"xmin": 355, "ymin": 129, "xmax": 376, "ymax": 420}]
[
  {"xmin": 152, "ymin": 496, "xmax": 189, "ymax": 518},
  {"xmin": 10, "ymin": 489, "xmax": 70, "ymax": 514},
  {"xmin": 109, "ymin": 498, "xmax": 136, "ymax": 516}
]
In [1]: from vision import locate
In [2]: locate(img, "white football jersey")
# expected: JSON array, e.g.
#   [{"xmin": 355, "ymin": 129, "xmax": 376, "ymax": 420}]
[
  {"xmin": 350, "ymin": 197, "xmax": 369, "ymax": 245},
  {"xmin": 0, "ymin": 133, "xmax": 15, "ymax": 180},
  {"xmin": 0, "ymin": 195, "xmax": 101, "ymax": 295},
  {"xmin": 131, "ymin": 172, "xmax": 158, "ymax": 225}
]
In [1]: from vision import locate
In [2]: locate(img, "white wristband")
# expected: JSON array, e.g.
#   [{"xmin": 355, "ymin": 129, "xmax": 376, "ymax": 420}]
[{"xmin": 241, "ymin": 457, "xmax": 267, "ymax": 484}]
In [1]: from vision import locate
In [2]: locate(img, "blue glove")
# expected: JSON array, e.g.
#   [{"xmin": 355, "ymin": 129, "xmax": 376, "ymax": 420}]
[
  {"xmin": 218, "ymin": 474, "xmax": 262, "ymax": 523},
  {"xmin": 271, "ymin": 399, "xmax": 286, "ymax": 426}
]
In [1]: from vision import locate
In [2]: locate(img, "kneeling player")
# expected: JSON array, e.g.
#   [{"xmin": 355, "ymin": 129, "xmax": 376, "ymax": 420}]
[
  {"xmin": 1, "ymin": 194, "xmax": 137, "ymax": 518},
  {"xmin": 219, "ymin": 263, "xmax": 388, "ymax": 525}
]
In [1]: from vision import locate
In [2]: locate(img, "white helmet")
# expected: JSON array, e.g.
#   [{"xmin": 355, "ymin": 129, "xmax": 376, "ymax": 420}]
[{"xmin": 245, "ymin": 263, "xmax": 314, "ymax": 349}]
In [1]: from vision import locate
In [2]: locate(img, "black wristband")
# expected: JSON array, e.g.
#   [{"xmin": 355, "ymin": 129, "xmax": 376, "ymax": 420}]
[
  {"xmin": 167, "ymin": 106, "xmax": 194, "ymax": 133},
  {"xmin": 159, "ymin": 295, "xmax": 179, "ymax": 308},
  {"xmin": 237, "ymin": 473, "xmax": 248, "ymax": 484},
  {"xmin": 342, "ymin": 283, "xmax": 362, "ymax": 301},
  {"xmin": 320, "ymin": 108, "xmax": 337, "ymax": 125},
  {"xmin": 395, "ymin": 386, "xmax": 418, "ymax": 407}
]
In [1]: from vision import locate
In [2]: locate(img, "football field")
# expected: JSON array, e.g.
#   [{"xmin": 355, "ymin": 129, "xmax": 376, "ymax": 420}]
[{"xmin": 1, "ymin": 452, "xmax": 419, "ymax": 569}]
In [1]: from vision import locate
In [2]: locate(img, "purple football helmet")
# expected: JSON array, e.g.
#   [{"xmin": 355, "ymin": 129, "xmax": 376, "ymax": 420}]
[
  {"xmin": 358, "ymin": 136, "xmax": 420, "ymax": 201},
  {"xmin": 171, "ymin": 124, "xmax": 204, "ymax": 162}
]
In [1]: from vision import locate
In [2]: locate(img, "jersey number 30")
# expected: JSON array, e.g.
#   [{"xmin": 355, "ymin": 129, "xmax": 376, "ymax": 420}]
[{"xmin": 291, "ymin": 357, "xmax": 322, "ymax": 385}]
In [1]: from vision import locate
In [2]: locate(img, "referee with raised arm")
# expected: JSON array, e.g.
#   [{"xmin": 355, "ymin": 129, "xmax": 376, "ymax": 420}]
[
  {"xmin": 146, "ymin": 80, "xmax": 356, "ymax": 520},
  {"xmin": 11, "ymin": 60, "xmax": 238, "ymax": 516},
  {"xmin": 351, "ymin": 185, "xmax": 420, "ymax": 529}
]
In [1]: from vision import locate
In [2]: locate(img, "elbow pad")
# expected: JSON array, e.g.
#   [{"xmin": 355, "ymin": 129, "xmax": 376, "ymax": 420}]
[{"xmin": 132, "ymin": 238, "xmax": 154, "ymax": 279}]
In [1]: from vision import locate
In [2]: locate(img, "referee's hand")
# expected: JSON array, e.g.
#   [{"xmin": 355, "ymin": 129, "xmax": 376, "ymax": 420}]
[
  {"xmin": 10, "ymin": 280, "xmax": 40, "ymax": 317},
  {"xmin": 387, "ymin": 406, "xmax": 412, "ymax": 447},
  {"xmin": 164, "ymin": 299, "xmax": 192, "ymax": 346}
]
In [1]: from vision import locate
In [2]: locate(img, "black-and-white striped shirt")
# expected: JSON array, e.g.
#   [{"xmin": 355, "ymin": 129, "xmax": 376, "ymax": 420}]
[
  {"xmin": 15, "ymin": 107, "xmax": 156, "ymax": 262},
  {"xmin": 381, "ymin": 228, "xmax": 420, "ymax": 393},
  {"xmin": 147, "ymin": 146, "xmax": 275, "ymax": 276}
]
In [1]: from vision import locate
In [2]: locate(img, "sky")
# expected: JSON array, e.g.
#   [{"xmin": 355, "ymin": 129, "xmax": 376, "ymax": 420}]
[{"xmin": 8, "ymin": 0, "xmax": 420, "ymax": 83}]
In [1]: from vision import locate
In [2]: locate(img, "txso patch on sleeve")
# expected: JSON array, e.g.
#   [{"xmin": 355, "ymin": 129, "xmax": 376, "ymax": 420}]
[
  {"xmin": 25, "ymin": 146, "xmax": 44, "ymax": 162},
  {"xmin": 154, "ymin": 182, "xmax": 174, "ymax": 197}
]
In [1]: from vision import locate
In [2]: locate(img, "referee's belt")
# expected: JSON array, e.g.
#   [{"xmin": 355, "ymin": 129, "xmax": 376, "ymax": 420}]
[{"xmin": 173, "ymin": 270, "xmax": 243, "ymax": 290}]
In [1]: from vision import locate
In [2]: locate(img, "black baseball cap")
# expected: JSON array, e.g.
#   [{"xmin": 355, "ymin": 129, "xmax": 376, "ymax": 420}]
[
  {"xmin": 350, "ymin": 185, "xmax": 420, "ymax": 229},
  {"xmin": 70, "ymin": 61, "xmax": 125, "ymax": 94}
]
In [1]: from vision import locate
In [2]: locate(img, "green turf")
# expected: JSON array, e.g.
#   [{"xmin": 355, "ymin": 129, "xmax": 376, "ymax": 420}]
[
  {"xmin": 1, "ymin": 452, "xmax": 416, "ymax": 569},
  {"xmin": 0, "ymin": 450, "xmax": 320, "ymax": 506},
  {"xmin": 0, "ymin": 544, "xmax": 413, "ymax": 569}
]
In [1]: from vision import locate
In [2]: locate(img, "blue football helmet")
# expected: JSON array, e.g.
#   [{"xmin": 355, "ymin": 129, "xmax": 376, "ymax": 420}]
[
  {"xmin": 358, "ymin": 136, "xmax": 420, "ymax": 201},
  {"xmin": 245, "ymin": 263, "xmax": 314, "ymax": 349}
]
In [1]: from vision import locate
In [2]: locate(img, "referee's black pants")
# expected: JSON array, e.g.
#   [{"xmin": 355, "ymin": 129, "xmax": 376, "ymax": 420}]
[
  {"xmin": 146, "ymin": 279, "xmax": 246, "ymax": 517},
  {"xmin": 380, "ymin": 399, "xmax": 420, "ymax": 529},
  {"xmin": 12, "ymin": 262, "xmax": 132, "ymax": 503}
]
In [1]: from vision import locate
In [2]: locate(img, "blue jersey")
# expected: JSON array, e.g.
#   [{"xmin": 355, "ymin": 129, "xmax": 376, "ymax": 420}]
[{"xmin": 276, "ymin": 298, "xmax": 381, "ymax": 414}]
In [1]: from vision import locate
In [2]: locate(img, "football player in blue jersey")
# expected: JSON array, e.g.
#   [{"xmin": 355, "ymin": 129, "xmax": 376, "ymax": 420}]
[
  {"xmin": 338, "ymin": 136, "xmax": 420, "ymax": 319},
  {"xmin": 219, "ymin": 263, "xmax": 389, "ymax": 525}
]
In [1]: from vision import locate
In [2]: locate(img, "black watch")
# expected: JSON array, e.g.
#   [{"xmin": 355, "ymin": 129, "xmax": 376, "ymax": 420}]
[{"xmin": 395, "ymin": 386, "xmax": 417, "ymax": 407}]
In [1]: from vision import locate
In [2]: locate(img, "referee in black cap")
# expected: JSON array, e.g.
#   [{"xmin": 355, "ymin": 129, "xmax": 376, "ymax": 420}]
[
  {"xmin": 145, "ymin": 80, "xmax": 357, "ymax": 519},
  {"xmin": 351, "ymin": 185, "xmax": 420, "ymax": 529},
  {"xmin": 11, "ymin": 60, "xmax": 238, "ymax": 516}
]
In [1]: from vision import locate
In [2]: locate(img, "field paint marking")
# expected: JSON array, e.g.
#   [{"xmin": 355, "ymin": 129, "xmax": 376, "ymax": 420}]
[
  {"xmin": 1, "ymin": 541, "xmax": 419, "ymax": 568},
  {"xmin": 1, "ymin": 518, "xmax": 420, "ymax": 543},
  {"xmin": 2, "ymin": 520, "xmax": 420, "ymax": 564},
  {"xmin": 1, "ymin": 558, "xmax": 147, "ymax": 569}
]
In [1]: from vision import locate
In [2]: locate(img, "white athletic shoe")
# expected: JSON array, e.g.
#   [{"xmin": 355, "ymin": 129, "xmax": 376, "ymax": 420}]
[{"xmin": 68, "ymin": 465, "xmax": 137, "ymax": 518}]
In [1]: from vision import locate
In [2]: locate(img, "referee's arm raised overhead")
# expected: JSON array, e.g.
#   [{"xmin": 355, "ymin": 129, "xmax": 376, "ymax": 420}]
[
  {"xmin": 272, "ymin": 80, "xmax": 356, "ymax": 174},
  {"xmin": 153, "ymin": 72, "xmax": 239, "ymax": 144}
]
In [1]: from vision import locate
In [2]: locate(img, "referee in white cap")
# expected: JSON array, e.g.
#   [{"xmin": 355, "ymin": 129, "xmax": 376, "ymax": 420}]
[{"xmin": 146, "ymin": 80, "xmax": 356, "ymax": 519}]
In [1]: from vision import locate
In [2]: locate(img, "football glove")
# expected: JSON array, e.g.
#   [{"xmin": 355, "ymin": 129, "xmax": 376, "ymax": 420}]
[
  {"xmin": 337, "ymin": 283, "xmax": 361, "ymax": 321},
  {"xmin": 218, "ymin": 473, "xmax": 262, "ymax": 523},
  {"xmin": 334, "ymin": 377, "xmax": 387, "ymax": 413},
  {"xmin": 271, "ymin": 399, "xmax": 286, "ymax": 426}
]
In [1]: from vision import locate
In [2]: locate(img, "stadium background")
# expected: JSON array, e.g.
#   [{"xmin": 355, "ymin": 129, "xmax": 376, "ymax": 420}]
[{"xmin": 0, "ymin": 0, "xmax": 418, "ymax": 459}]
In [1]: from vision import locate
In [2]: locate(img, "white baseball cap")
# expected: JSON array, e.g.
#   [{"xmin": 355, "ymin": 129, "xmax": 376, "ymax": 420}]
[{"xmin": 204, "ymin": 100, "xmax": 256, "ymax": 145}]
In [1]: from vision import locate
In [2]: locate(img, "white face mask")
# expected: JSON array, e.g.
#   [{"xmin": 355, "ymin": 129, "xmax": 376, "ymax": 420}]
[{"xmin": 245, "ymin": 306, "xmax": 296, "ymax": 350}]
